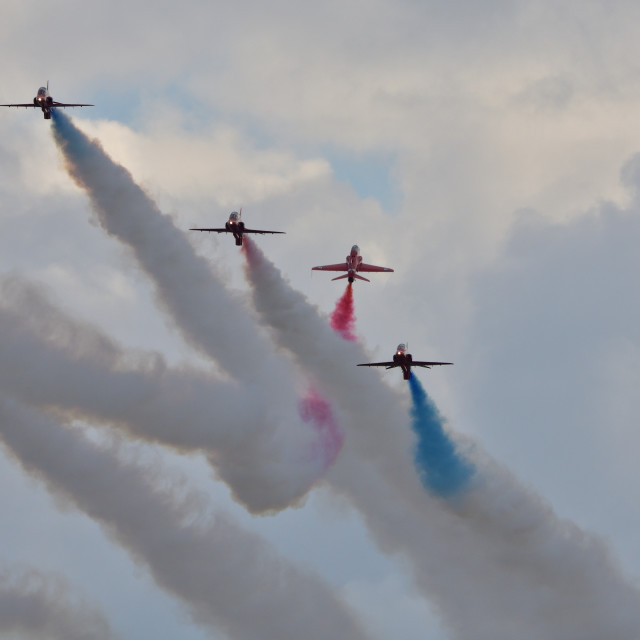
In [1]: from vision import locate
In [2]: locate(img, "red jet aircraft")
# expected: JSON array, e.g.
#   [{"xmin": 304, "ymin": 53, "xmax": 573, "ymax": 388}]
[
  {"xmin": 358, "ymin": 343, "xmax": 452, "ymax": 380},
  {"xmin": 312, "ymin": 245, "xmax": 394, "ymax": 283},
  {"xmin": 190, "ymin": 210, "xmax": 285, "ymax": 246},
  {"xmin": 1, "ymin": 83, "xmax": 93, "ymax": 120}
]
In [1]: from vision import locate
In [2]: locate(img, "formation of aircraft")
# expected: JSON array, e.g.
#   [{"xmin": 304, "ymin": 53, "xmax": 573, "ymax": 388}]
[
  {"xmin": 312, "ymin": 245, "xmax": 394, "ymax": 283},
  {"xmin": 358, "ymin": 344, "xmax": 452, "ymax": 380},
  {"xmin": 190, "ymin": 210, "xmax": 285, "ymax": 246},
  {"xmin": 1, "ymin": 83, "xmax": 93, "ymax": 120},
  {"xmin": 4, "ymin": 81, "xmax": 452, "ymax": 383}
]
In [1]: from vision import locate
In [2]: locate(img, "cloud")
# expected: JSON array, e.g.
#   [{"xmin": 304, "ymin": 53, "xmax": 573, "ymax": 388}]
[
  {"xmin": 74, "ymin": 117, "xmax": 330, "ymax": 207},
  {"xmin": 3, "ymin": 2, "xmax": 640, "ymax": 637},
  {"xmin": 459, "ymin": 165, "xmax": 640, "ymax": 515},
  {"xmin": 0, "ymin": 564, "xmax": 116, "ymax": 640}
]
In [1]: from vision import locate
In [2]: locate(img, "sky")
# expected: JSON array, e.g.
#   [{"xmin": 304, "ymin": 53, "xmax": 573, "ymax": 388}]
[{"xmin": 2, "ymin": 1, "xmax": 640, "ymax": 638}]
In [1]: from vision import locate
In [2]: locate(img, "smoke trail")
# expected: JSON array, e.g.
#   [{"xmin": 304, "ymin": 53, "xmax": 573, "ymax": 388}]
[
  {"xmin": 0, "ymin": 273, "xmax": 334, "ymax": 512},
  {"xmin": 49, "ymin": 111, "xmax": 336, "ymax": 512},
  {"xmin": 242, "ymin": 234, "xmax": 640, "ymax": 639},
  {"xmin": 299, "ymin": 388, "xmax": 344, "ymax": 469},
  {"xmin": 47, "ymin": 112, "xmax": 640, "ymax": 638},
  {"xmin": 0, "ymin": 395, "xmax": 371, "ymax": 640},
  {"xmin": 0, "ymin": 565, "xmax": 116, "ymax": 640},
  {"xmin": 50, "ymin": 111, "xmax": 275, "ymax": 383},
  {"xmin": 330, "ymin": 283, "xmax": 357, "ymax": 341},
  {"xmin": 408, "ymin": 373, "xmax": 473, "ymax": 497}
]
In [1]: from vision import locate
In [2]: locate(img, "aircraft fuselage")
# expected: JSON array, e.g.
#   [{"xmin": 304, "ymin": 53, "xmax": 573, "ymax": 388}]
[
  {"xmin": 393, "ymin": 345, "xmax": 414, "ymax": 380},
  {"xmin": 34, "ymin": 87, "xmax": 53, "ymax": 119},
  {"xmin": 345, "ymin": 245, "xmax": 363, "ymax": 282},
  {"xmin": 225, "ymin": 212, "xmax": 245, "ymax": 245}
]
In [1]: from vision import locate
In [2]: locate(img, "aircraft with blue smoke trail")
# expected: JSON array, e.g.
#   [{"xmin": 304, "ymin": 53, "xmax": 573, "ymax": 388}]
[
  {"xmin": 1, "ymin": 82, "xmax": 93, "ymax": 120},
  {"xmin": 190, "ymin": 209, "xmax": 285, "ymax": 246},
  {"xmin": 358, "ymin": 343, "xmax": 452, "ymax": 380},
  {"xmin": 312, "ymin": 245, "xmax": 394, "ymax": 283}
]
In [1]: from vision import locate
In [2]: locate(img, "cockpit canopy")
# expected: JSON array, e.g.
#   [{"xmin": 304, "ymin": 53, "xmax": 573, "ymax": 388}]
[
  {"xmin": 351, "ymin": 244, "xmax": 360, "ymax": 254},
  {"xmin": 229, "ymin": 211, "xmax": 240, "ymax": 221},
  {"xmin": 37, "ymin": 87, "xmax": 47, "ymax": 95},
  {"xmin": 396, "ymin": 343, "xmax": 406, "ymax": 352}
]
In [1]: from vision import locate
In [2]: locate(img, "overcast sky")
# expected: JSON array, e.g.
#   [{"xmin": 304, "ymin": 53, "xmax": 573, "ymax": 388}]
[{"xmin": 2, "ymin": 1, "xmax": 640, "ymax": 638}]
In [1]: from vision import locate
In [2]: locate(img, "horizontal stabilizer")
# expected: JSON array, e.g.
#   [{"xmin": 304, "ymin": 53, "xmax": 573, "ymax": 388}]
[{"xmin": 331, "ymin": 273, "xmax": 350, "ymax": 281}]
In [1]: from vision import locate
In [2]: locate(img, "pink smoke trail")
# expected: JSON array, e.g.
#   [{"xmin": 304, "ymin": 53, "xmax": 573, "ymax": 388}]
[
  {"xmin": 330, "ymin": 283, "xmax": 357, "ymax": 341},
  {"xmin": 298, "ymin": 388, "xmax": 344, "ymax": 470}
]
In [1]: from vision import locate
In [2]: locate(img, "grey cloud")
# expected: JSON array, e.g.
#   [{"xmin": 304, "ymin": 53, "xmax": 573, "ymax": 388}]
[
  {"xmin": 0, "ymin": 565, "xmax": 116, "ymax": 640},
  {"xmin": 513, "ymin": 75, "xmax": 574, "ymax": 111}
]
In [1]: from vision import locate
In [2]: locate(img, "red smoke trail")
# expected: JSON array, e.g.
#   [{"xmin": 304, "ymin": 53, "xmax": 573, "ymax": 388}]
[
  {"xmin": 299, "ymin": 388, "xmax": 344, "ymax": 470},
  {"xmin": 244, "ymin": 238, "xmax": 357, "ymax": 341},
  {"xmin": 330, "ymin": 283, "xmax": 357, "ymax": 341}
]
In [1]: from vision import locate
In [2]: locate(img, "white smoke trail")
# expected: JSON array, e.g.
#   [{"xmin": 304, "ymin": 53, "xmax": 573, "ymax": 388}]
[
  {"xmin": 242, "ymin": 238, "xmax": 640, "ymax": 639},
  {"xmin": 0, "ymin": 565, "xmax": 116, "ymax": 640},
  {"xmin": 0, "ymin": 395, "xmax": 370, "ymax": 640},
  {"xmin": 51, "ymin": 111, "xmax": 283, "ymax": 386},
  {"xmin": 49, "ymin": 112, "xmax": 343, "ymax": 512},
  {"xmin": 0, "ymin": 273, "xmax": 324, "ymax": 511}
]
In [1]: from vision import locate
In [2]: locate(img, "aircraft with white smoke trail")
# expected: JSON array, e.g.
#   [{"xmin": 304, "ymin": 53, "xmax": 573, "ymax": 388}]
[
  {"xmin": 312, "ymin": 245, "xmax": 394, "ymax": 283},
  {"xmin": 358, "ymin": 343, "xmax": 452, "ymax": 380},
  {"xmin": 190, "ymin": 209, "xmax": 285, "ymax": 246},
  {"xmin": 1, "ymin": 82, "xmax": 93, "ymax": 120}
]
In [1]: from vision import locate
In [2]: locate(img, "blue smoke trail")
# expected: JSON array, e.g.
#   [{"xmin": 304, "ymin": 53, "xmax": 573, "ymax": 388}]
[{"xmin": 409, "ymin": 374, "xmax": 474, "ymax": 498}]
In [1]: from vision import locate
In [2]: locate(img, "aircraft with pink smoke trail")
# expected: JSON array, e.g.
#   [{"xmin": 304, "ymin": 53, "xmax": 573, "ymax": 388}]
[
  {"xmin": 1, "ymin": 82, "xmax": 92, "ymax": 120},
  {"xmin": 312, "ymin": 245, "xmax": 394, "ymax": 283},
  {"xmin": 190, "ymin": 209, "xmax": 285, "ymax": 246},
  {"xmin": 358, "ymin": 343, "xmax": 452, "ymax": 380}
]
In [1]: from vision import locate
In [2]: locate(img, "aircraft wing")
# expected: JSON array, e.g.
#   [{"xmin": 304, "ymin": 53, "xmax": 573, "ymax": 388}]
[
  {"xmin": 411, "ymin": 361, "xmax": 453, "ymax": 368},
  {"xmin": 242, "ymin": 228, "xmax": 286, "ymax": 235},
  {"xmin": 51, "ymin": 101, "xmax": 93, "ymax": 107},
  {"xmin": 0, "ymin": 103, "xmax": 39, "ymax": 108},
  {"xmin": 190, "ymin": 227, "xmax": 229, "ymax": 233},
  {"xmin": 312, "ymin": 263, "xmax": 348, "ymax": 272},
  {"xmin": 357, "ymin": 361, "xmax": 397, "ymax": 369},
  {"xmin": 358, "ymin": 263, "xmax": 394, "ymax": 273}
]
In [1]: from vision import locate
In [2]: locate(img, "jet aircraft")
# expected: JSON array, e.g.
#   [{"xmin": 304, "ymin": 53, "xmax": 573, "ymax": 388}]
[
  {"xmin": 1, "ymin": 83, "xmax": 93, "ymax": 120},
  {"xmin": 312, "ymin": 245, "xmax": 394, "ymax": 282},
  {"xmin": 358, "ymin": 343, "xmax": 452, "ymax": 380},
  {"xmin": 190, "ymin": 210, "xmax": 285, "ymax": 246}
]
